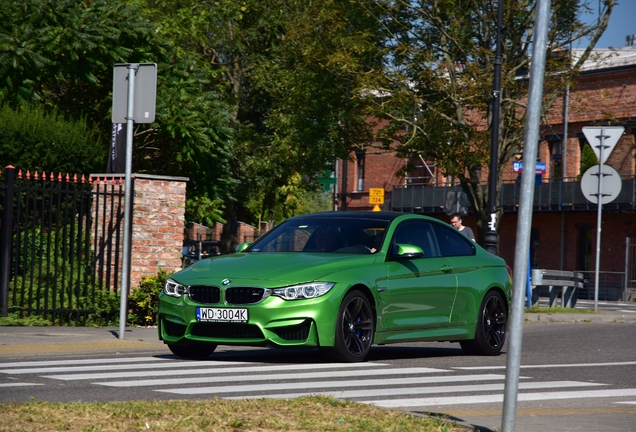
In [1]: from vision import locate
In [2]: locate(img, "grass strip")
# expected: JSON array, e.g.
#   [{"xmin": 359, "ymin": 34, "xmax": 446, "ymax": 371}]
[{"xmin": 0, "ymin": 396, "xmax": 467, "ymax": 431}]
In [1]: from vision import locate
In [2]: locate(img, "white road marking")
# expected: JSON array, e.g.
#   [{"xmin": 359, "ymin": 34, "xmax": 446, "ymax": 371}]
[
  {"xmin": 228, "ymin": 381, "xmax": 605, "ymax": 400},
  {"xmin": 156, "ymin": 374, "xmax": 511, "ymax": 395},
  {"xmin": 95, "ymin": 367, "xmax": 450, "ymax": 387},
  {"xmin": 365, "ymin": 388, "xmax": 636, "ymax": 408},
  {"xmin": 0, "ymin": 360, "xmax": 249, "ymax": 374},
  {"xmin": 43, "ymin": 362, "xmax": 392, "ymax": 381},
  {"xmin": 0, "ymin": 357, "xmax": 169, "ymax": 369},
  {"xmin": 454, "ymin": 361, "xmax": 636, "ymax": 370}
]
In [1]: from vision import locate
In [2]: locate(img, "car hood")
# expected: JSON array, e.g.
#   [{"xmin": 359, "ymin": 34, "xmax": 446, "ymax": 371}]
[{"xmin": 173, "ymin": 252, "xmax": 378, "ymax": 287}]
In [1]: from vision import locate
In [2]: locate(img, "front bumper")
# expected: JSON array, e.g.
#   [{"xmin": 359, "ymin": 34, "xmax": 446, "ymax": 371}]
[{"xmin": 158, "ymin": 290, "xmax": 340, "ymax": 348}]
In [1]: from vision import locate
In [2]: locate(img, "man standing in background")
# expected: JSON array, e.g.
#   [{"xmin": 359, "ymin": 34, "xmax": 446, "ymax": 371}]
[{"xmin": 450, "ymin": 213, "xmax": 476, "ymax": 241}]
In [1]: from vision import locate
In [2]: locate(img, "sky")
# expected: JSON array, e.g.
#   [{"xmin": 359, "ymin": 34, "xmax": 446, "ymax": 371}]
[{"xmin": 578, "ymin": 0, "xmax": 636, "ymax": 49}]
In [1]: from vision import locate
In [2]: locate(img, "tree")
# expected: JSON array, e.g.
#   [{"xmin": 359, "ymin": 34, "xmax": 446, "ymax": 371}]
[
  {"xmin": 0, "ymin": 105, "xmax": 105, "ymax": 174},
  {"xmin": 361, "ymin": 0, "xmax": 615, "ymax": 249},
  {"xmin": 1, "ymin": 0, "xmax": 235, "ymax": 227},
  {"xmin": 0, "ymin": 0, "xmax": 156, "ymax": 127},
  {"xmin": 136, "ymin": 0, "xmax": 387, "ymax": 251}
]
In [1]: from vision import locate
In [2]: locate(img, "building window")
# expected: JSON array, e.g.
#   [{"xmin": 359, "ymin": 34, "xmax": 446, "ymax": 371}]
[
  {"xmin": 406, "ymin": 154, "xmax": 437, "ymax": 185},
  {"xmin": 576, "ymin": 224, "xmax": 594, "ymax": 272},
  {"xmin": 530, "ymin": 228, "xmax": 540, "ymax": 269},
  {"xmin": 355, "ymin": 150, "xmax": 365, "ymax": 192},
  {"xmin": 546, "ymin": 135, "xmax": 563, "ymax": 179}
]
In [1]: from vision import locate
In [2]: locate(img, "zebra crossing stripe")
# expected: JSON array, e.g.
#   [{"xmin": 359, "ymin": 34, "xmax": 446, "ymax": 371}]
[
  {"xmin": 43, "ymin": 361, "xmax": 393, "ymax": 381},
  {"xmin": 0, "ymin": 357, "xmax": 169, "ymax": 369},
  {"xmin": 227, "ymin": 380, "xmax": 606, "ymax": 400},
  {"xmin": 364, "ymin": 388, "xmax": 636, "ymax": 408},
  {"xmin": 156, "ymin": 374, "xmax": 511, "ymax": 395},
  {"xmin": 0, "ymin": 383, "xmax": 43, "ymax": 388},
  {"xmin": 454, "ymin": 361, "xmax": 636, "ymax": 370},
  {"xmin": 1, "ymin": 360, "xmax": 249, "ymax": 375},
  {"xmin": 96, "ymin": 367, "xmax": 450, "ymax": 387}
]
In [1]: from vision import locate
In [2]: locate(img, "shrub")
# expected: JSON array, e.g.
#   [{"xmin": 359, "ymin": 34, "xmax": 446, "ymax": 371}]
[{"xmin": 127, "ymin": 269, "xmax": 174, "ymax": 326}]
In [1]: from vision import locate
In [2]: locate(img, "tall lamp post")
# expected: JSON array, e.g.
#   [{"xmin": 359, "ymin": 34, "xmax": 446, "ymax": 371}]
[{"xmin": 483, "ymin": 0, "xmax": 504, "ymax": 255}]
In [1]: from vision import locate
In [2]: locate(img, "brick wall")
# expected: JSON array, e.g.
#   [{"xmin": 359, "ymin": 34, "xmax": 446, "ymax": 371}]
[{"xmin": 91, "ymin": 173, "xmax": 188, "ymax": 289}]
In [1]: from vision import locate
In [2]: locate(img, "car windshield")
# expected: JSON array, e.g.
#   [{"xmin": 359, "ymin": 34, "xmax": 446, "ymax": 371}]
[{"xmin": 247, "ymin": 217, "xmax": 389, "ymax": 254}]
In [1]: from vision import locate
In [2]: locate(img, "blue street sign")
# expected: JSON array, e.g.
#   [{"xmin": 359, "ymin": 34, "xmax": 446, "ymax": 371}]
[{"xmin": 513, "ymin": 161, "xmax": 546, "ymax": 173}]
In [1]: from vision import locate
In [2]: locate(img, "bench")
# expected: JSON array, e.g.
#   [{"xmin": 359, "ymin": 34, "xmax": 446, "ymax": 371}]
[{"xmin": 530, "ymin": 269, "xmax": 585, "ymax": 308}]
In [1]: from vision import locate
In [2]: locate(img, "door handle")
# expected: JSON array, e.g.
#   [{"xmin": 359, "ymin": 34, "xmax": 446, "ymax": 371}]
[{"xmin": 441, "ymin": 264, "xmax": 453, "ymax": 273}]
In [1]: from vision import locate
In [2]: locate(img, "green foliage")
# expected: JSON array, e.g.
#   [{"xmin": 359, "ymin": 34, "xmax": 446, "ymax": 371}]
[
  {"xmin": 0, "ymin": 312, "xmax": 52, "ymax": 326},
  {"xmin": 579, "ymin": 143, "xmax": 599, "ymax": 179},
  {"xmin": 0, "ymin": 0, "xmax": 157, "ymax": 127},
  {"xmin": 134, "ymin": 0, "xmax": 384, "ymax": 247},
  {"xmin": 128, "ymin": 269, "xmax": 174, "ymax": 326},
  {"xmin": 0, "ymin": 104, "xmax": 106, "ymax": 174}
]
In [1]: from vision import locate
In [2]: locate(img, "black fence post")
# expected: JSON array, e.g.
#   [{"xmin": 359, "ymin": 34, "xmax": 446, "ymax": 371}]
[{"xmin": 1, "ymin": 166, "xmax": 16, "ymax": 316}]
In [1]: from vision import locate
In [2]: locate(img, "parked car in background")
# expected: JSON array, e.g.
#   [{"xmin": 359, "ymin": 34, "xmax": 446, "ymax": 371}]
[
  {"xmin": 181, "ymin": 240, "xmax": 221, "ymax": 267},
  {"xmin": 160, "ymin": 212, "xmax": 512, "ymax": 362}
]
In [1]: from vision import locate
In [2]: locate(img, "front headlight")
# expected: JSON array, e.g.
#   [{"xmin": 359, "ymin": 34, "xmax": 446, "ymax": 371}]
[
  {"xmin": 272, "ymin": 282, "xmax": 334, "ymax": 300},
  {"xmin": 164, "ymin": 279, "xmax": 187, "ymax": 297}
]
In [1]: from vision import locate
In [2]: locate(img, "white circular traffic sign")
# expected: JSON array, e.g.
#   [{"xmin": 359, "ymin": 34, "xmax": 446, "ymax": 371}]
[{"xmin": 580, "ymin": 164, "xmax": 622, "ymax": 204}]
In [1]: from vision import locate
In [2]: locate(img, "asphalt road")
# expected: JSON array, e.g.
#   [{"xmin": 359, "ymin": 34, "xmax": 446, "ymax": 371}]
[{"xmin": 1, "ymin": 319, "xmax": 636, "ymax": 431}]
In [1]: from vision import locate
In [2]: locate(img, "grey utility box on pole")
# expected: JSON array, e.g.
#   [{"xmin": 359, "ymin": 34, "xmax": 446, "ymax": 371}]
[{"xmin": 112, "ymin": 63, "xmax": 157, "ymax": 124}]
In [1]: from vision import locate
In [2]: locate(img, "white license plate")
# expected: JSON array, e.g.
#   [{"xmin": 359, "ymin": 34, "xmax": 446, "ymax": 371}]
[{"xmin": 196, "ymin": 307, "xmax": 248, "ymax": 322}]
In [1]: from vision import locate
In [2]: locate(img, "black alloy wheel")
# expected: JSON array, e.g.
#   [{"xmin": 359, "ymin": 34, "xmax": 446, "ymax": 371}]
[
  {"xmin": 328, "ymin": 290, "xmax": 375, "ymax": 362},
  {"xmin": 460, "ymin": 290, "xmax": 507, "ymax": 356}
]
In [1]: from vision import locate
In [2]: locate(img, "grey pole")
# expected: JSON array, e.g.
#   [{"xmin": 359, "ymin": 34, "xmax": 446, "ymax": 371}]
[
  {"xmin": 118, "ymin": 64, "xmax": 138, "ymax": 340},
  {"xmin": 593, "ymin": 128, "xmax": 606, "ymax": 312},
  {"xmin": 500, "ymin": 0, "xmax": 551, "ymax": 430}
]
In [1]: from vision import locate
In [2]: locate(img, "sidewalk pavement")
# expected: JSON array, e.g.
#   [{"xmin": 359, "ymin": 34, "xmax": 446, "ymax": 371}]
[
  {"xmin": 0, "ymin": 325, "xmax": 168, "ymax": 357},
  {"xmin": 1, "ymin": 310, "xmax": 634, "ymax": 358},
  {"xmin": 1, "ymin": 310, "xmax": 635, "ymax": 432}
]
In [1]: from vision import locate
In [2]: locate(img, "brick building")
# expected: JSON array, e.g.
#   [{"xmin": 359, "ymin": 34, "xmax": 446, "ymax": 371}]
[{"xmin": 335, "ymin": 48, "xmax": 636, "ymax": 299}]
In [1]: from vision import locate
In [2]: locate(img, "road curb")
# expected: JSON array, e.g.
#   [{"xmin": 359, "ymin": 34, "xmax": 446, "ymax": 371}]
[
  {"xmin": 523, "ymin": 312, "xmax": 636, "ymax": 323},
  {"xmin": 0, "ymin": 340, "xmax": 167, "ymax": 356}
]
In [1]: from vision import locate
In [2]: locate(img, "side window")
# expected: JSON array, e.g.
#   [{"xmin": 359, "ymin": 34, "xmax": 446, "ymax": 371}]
[
  {"xmin": 432, "ymin": 223, "xmax": 475, "ymax": 257},
  {"xmin": 391, "ymin": 221, "xmax": 441, "ymax": 257}
]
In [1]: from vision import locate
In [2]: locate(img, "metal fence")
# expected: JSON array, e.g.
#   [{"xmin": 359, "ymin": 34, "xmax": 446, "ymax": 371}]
[
  {"xmin": 0, "ymin": 166, "xmax": 125, "ymax": 325},
  {"xmin": 578, "ymin": 271, "xmax": 630, "ymax": 302},
  {"xmin": 391, "ymin": 175, "xmax": 636, "ymax": 214}
]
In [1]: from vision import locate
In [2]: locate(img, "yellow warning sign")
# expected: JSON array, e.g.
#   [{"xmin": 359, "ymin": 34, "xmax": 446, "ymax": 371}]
[{"xmin": 369, "ymin": 188, "xmax": 384, "ymax": 205}]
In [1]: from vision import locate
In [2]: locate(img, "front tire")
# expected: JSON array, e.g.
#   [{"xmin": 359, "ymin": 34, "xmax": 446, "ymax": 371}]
[
  {"xmin": 167, "ymin": 343, "xmax": 217, "ymax": 359},
  {"xmin": 326, "ymin": 290, "xmax": 375, "ymax": 362},
  {"xmin": 460, "ymin": 290, "xmax": 507, "ymax": 356}
]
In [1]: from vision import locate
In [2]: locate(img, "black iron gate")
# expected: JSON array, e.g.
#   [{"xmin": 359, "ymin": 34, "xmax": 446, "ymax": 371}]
[{"xmin": 0, "ymin": 166, "xmax": 126, "ymax": 325}]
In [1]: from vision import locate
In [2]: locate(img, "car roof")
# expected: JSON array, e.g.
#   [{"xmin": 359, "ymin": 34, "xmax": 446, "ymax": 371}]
[{"xmin": 288, "ymin": 211, "xmax": 410, "ymax": 222}]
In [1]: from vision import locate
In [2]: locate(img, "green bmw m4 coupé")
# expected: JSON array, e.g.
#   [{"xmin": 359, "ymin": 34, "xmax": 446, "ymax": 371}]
[{"xmin": 158, "ymin": 212, "xmax": 512, "ymax": 362}]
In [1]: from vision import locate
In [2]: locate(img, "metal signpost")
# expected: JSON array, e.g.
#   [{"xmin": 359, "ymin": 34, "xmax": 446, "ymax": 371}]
[
  {"xmin": 112, "ymin": 63, "xmax": 157, "ymax": 340},
  {"xmin": 581, "ymin": 126, "xmax": 624, "ymax": 311},
  {"xmin": 500, "ymin": 0, "xmax": 550, "ymax": 430}
]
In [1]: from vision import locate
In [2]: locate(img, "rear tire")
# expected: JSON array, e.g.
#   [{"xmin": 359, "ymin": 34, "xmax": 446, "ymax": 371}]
[
  {"xmin": 325, "ymin": 290, "xmax": 374, "ymax": 362},
  {"xmin": 460, "ymin": 290, "xmax": 507, "ymax": 356},
  {"xmin": 167, "ymin": 343, "xmax": 217, "ymax": 359}
]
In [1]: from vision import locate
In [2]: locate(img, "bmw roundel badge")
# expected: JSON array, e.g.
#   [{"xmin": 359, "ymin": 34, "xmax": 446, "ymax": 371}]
[{"xmin": 222, "ymin": 279, "xmax": 231, "ymax": 285}]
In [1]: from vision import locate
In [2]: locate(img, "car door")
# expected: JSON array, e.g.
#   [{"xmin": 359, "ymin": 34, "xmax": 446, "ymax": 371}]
[
  {"xmin": 430, "ymin": 222, "xmax": 478, "ymax": 326},
  {"xmin": 383, "ymin": 220, "xmax": 458, "ymax": 334}
]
